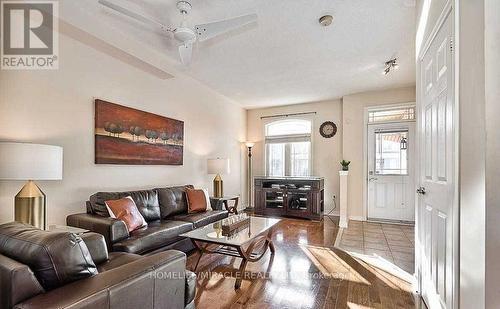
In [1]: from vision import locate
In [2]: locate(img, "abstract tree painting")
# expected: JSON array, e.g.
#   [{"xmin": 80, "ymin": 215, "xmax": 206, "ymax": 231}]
[{"xmin": 95, "ymin": 99, "xmax": 184, "ymax": 165}]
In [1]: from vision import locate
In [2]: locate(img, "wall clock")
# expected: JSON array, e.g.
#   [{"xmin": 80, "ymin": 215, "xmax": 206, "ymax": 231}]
[{"xmin": 319, "ymin": 121, "xmax": 337, "ymax": 138}]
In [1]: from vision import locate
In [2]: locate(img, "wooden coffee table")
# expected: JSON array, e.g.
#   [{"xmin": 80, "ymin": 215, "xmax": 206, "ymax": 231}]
[{"xmin": 181, "ymin": 216, "xmax": 280, "ymax": 289}]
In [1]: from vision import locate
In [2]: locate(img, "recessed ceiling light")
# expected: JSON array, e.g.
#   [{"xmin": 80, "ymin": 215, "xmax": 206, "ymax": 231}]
[{"xmin": 319, "ymin": 15, "xmax": 334, "ymax": 27}]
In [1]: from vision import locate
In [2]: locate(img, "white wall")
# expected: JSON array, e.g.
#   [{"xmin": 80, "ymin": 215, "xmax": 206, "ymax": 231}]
[
  {"xmin": 246, "ymin": 99, "xmax": 343, "ymax": 214},
  {"xmin": 0, "ymin": 31, "xmax": 247, "ymax": 225},
  {"xmin": 484, "ymin": 0, "xmax": 500, "ymax": 307},
  {"xmin": 457, "ymin": 0, "xmax": 487, "ymax": 307},
  {"xmin": 342, "ymin": 87, "xmax": 416, "ymax": 219}
]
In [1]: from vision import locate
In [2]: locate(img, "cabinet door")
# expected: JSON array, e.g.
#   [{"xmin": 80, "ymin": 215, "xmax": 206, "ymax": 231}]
[
  {"xmin": 286, "ymin": 191, "xmax": 311, "ymax": 215},
  {"xmin": 263, "ymin": 189, "xmax": 286, "ymax": 215},
  {"xmin": 309, "ymin": 191, "xmax": 323, "ymax": 216},
  {"xmin": 254, "ymin": 189, "xmax": 264, "ymax": 212}
]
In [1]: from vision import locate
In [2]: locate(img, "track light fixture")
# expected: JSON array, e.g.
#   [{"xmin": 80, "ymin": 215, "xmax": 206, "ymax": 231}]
[{"xmin": 383, "ymin": 58, "xmax": 399, "ymax": 75}]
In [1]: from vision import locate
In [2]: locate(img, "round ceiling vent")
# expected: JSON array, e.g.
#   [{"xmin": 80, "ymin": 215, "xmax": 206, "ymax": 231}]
[{"xmin": 319, "ymin": 15, "xmax": 334, "ymax": 27}]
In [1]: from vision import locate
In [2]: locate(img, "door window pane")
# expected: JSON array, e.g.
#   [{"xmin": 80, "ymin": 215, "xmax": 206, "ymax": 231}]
[
  {"xmin": 375, "ymin": 131, "xmax": 408, "ymax": 175},
  {"xmin": 368, "ymin": 107, "xmax": 415, "ymax": 123}
]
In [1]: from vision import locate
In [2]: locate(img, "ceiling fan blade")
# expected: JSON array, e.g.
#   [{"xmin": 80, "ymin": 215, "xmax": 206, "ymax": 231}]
[
  {"xmin": 179, "ymin": 42, "xmax": 193, "ymax": 65},
  {"xmin": 98, "ymin": 0, "xmax": 173, "ymax": 32},
  {"xmin": 195, "ymin": 13, "xmax": 257, "ymax": 42}
]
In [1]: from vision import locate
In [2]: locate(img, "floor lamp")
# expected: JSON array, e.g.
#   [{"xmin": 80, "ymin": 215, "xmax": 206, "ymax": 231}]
[
  {"xmin": 0, "ymin": 142, "xmax": 63, "ymax": 230},
  {"xmin": 245, "ymin": 142, "xmax": 254, "ymax": 210}
]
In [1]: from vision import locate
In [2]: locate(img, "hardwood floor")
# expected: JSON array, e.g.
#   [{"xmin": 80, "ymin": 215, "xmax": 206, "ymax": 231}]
[{"xmin": 186, "ymin": 216, "xmax": 422, "ymax": 308}]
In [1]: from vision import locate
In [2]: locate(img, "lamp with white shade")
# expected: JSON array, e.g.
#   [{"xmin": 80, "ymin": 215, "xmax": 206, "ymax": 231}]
[
  {"xmin": 0, "ymin": 142, "xmax": 63, "ymax": 230},
  {"xmin": 207, "ymin": 158, "xmax": 230, "ymax": 198}
]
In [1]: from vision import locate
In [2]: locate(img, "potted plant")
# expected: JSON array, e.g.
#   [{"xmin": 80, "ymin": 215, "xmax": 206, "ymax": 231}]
[{"xmin": 340, "ymin": 160, "xmax": 351, "ymax": 171}]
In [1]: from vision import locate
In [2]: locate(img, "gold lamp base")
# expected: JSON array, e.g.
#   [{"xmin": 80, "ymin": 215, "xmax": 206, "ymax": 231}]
[
  {"xmin": 213, "ymin": 174, "xmax": 224, "ymax": 198},
  {"xmin": 15, "ymin": 180, "xmax": 46, "ymax": 230}
]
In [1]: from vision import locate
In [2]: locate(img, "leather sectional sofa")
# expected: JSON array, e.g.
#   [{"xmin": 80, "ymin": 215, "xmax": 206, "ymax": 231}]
[
  {"xmin": 67, "ymin": 185, "xmax": 229, "ymax": 255},
  {"xmin": 0, "ymin": 222, "xmax": 196, "ymax": 309}
]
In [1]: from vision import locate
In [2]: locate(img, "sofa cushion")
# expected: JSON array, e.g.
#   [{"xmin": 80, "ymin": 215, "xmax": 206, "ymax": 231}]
[
  {"xmin": 155, "ymin": 185, "xmax": 193, "ymax": 218},
  {"xmin": 112, "ymin": 220, "xmax": 193, "ymax": 255},
  {"xmin": 171, "ymin": 210, "xmax": 228, "ymax": 228},
  {"xmin": 89, "ymin": 190, "xmax": 161, "ymax": 222},
  {"xmin": 0, "ymin": 222, "xmax": 97, "ymax": 291}
]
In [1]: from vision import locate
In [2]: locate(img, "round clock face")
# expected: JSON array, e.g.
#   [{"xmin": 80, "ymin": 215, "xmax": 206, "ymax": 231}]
[{"xmin": 319, "ymin": 121, "xmax": 337, "ymax": 138}]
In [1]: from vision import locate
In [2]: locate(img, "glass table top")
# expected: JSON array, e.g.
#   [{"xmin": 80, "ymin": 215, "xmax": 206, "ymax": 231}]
[{"xmin": 180, "ymin": 216, "xmax": 281, "ymax": 246}]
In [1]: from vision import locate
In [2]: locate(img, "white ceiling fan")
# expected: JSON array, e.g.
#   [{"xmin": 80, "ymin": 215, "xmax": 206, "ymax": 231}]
[{"xmin": 98, "ymin": 0, "xmax": 257, "ymax": 65}]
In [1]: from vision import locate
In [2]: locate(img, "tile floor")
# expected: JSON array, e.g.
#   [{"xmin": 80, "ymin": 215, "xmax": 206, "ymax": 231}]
[{"xmin": 336, "ymin": 220, "xmax": 415, "ymax": 274}]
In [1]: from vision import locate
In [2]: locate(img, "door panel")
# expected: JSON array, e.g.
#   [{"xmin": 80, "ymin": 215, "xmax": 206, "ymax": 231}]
[
  {"xmin": 367, "ymin": 123, "xmax": 415, "ymax": 222},
  {"xmin": 437, "ymin": 93, "xmax": 448, "ymax": 181},
  {"xmin": 418, "ymin": 9, "xmax": 455, "ymax": 309}
]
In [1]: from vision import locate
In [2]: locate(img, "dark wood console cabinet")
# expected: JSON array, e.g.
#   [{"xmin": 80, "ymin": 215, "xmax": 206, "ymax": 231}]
[{"xmin": 254, "ymin": 177, "xmax": 324, "ymax": 221}]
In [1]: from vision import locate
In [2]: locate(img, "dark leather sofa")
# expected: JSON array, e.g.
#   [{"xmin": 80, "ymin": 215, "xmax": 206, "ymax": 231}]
[
  {"xmin": 0, "ymin": 222, "xmax": 196, "ymax": 309},
  {"xmin": 67, "ymin": 185, "xmax": 229, "ymax": 255}
]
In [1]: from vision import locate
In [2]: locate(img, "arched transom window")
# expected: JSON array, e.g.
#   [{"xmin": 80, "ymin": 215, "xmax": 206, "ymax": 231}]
[{"xmin": 264, "ymin": 119, "xmax": 312, "ymax": 177}]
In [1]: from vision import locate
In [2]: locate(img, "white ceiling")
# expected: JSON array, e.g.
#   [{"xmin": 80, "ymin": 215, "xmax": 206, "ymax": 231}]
[{"xmin": 64, "ymin": 0, "xmax": 416, "ymax": 108}]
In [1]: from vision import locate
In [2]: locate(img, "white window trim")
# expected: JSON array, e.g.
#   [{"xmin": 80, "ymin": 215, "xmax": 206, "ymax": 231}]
[
  {"xmin": 262, "ymin": 116, "xmax": 314, "ymax": 177},
  {"xmin": 367, "ymin": 103, "xmax": 417, "ymax": 125}
]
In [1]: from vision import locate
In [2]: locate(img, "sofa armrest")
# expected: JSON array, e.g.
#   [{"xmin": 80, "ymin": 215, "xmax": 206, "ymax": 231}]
[
  {"xmin": 0, "ymin": 254, "xmax": 45, "ymax": 309},
  {"xmin": 185, "ymin": 270, "xmax": 196, "ymax": 308},
  {"xmin": 14, "ymin": 250, "xmax": 188, "ymax": 309},
  {"xmin": 81, "ymin": 233, "xmax": 109, "ymax": 265},
  {"xmin": 67, "ymin": 213, "xmax": 129, "ymax": 250}
]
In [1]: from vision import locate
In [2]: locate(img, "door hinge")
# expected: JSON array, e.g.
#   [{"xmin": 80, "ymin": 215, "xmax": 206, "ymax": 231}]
[{"xmin": 450, "ymin": 39, "xmax": 454, "ymax": 53}]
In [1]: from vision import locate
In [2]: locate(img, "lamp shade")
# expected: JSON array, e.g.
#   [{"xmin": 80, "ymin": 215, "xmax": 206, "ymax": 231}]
[
  {"xmin": 0, "ymin": 142, "xmax": 63, "ymax": 180},
  {"xmin": 245, "ymin": 142, "xmax": 255, "ymax": 148},
  {"xmin": 207, "ymin": 158, "xmax": 230, "ymax": 175}
]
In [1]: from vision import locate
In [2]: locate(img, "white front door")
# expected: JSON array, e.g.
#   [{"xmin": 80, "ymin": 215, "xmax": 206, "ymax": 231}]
[
  {"xmin": 367, "ymin": 122, "xmax": 415, "ymax": 222},
  {"xmin": 418, "ymin": 9, "xmax": 455, "ymax": 309}
]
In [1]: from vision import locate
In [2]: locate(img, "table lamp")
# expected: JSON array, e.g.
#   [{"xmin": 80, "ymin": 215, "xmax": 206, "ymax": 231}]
[
  {"xmin": 207, "ymin": 158, "xmax": 230, "ymax": 198},
  {"xmin": 0, "ymin": 142, "xmax": 63, "ymax": 230}
]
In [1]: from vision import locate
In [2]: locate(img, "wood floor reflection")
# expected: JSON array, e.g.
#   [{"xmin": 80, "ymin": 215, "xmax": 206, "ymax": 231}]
[{"xmin": 186, "ymin": 216, "xmax": 420, "ymax": 309}]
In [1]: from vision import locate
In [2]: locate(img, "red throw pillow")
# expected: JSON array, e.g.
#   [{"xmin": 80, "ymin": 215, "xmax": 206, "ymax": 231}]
[
  {"xmin": 105, "ymin": 196, "xmax": 147, "ymax": 232},
  {"xmin": 186, "ymin": 189, "xmax": 208, "ymax": 213}
]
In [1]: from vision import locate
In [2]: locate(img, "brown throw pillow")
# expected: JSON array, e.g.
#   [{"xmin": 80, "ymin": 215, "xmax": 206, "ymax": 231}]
[
  {"xmin": 105, "ymin": 196, "xmax": 147, "ymax": 232},
  {"xmin": 186, "ymin": 188, "xmax": 208, "ymax": 213}
]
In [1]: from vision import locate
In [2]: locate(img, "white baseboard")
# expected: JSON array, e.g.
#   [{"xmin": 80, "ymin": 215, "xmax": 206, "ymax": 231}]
[{"xmin": 349, "ymin": 216, "xmax": 366, "ymax": 221}]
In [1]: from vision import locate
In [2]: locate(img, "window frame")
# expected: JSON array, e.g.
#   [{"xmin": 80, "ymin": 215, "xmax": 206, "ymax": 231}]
[
  {"xmin": 263, "ymin": 117, "xmax": 314, "ymax": 177},
  {"xmin": 367, "ymin": 106, "xmax": 416, "ymax": 124}
]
